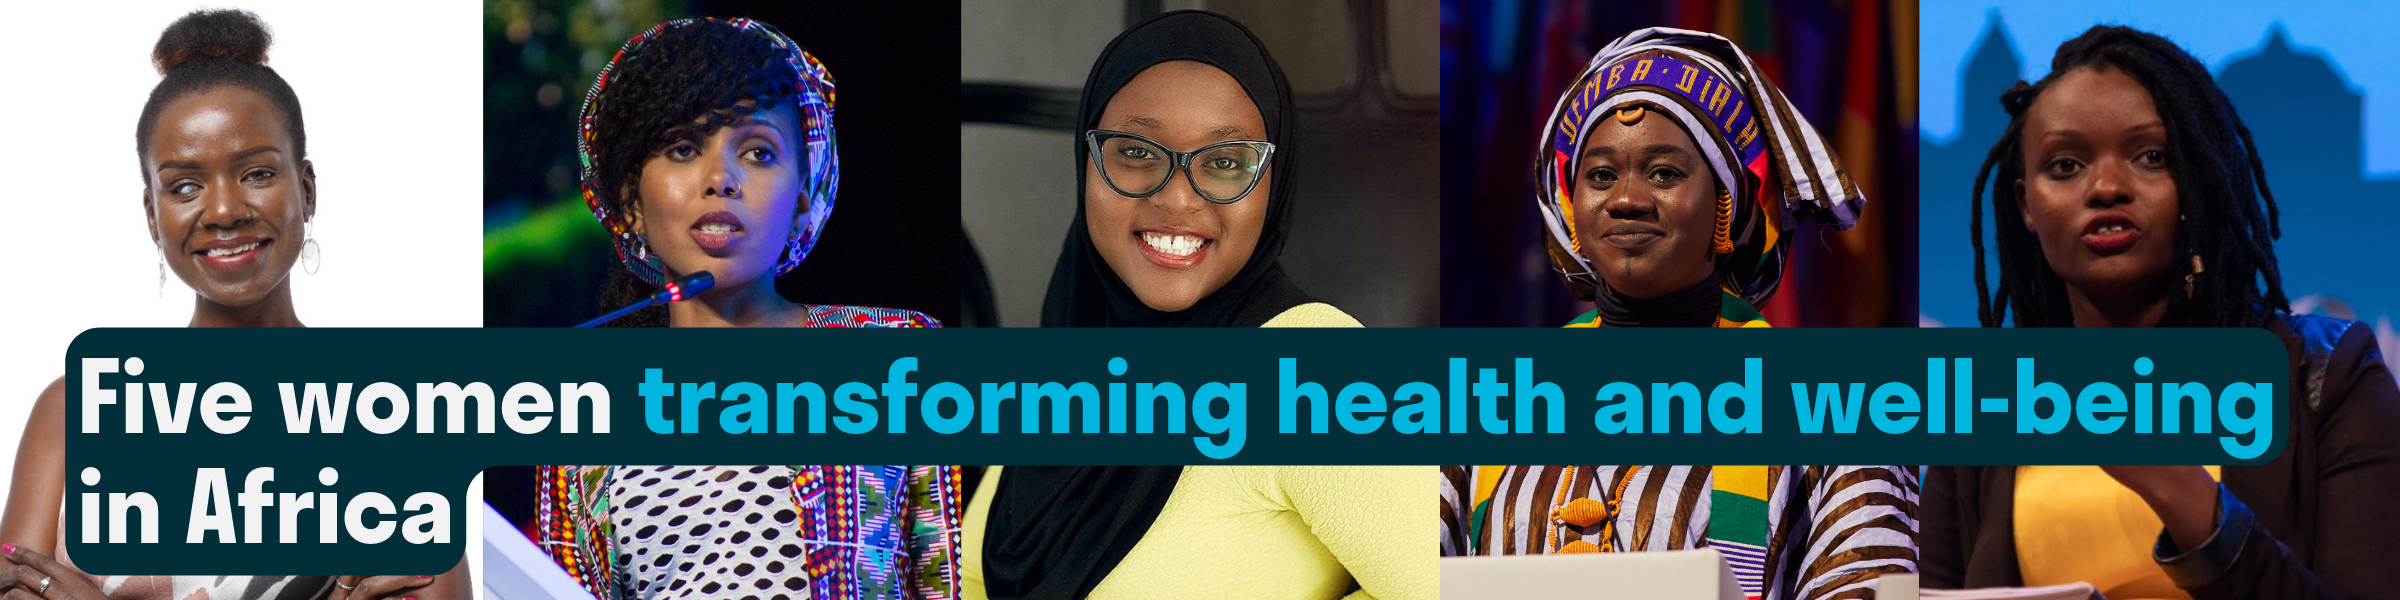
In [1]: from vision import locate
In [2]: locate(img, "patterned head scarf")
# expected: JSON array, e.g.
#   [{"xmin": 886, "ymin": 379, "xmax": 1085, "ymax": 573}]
[
  {"xmin": 1535, "ymin": 27, "xmax": 1862, "ymax": 306},
  {"xmin": 578, "ymin": 17, "xmax": 839, "ymax": 286}
]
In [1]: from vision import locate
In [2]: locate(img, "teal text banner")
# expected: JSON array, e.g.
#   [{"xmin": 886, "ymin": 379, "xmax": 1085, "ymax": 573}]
[{"xmin": 62, "ymin": 327, "xmax": 2288, "ymax": 573}]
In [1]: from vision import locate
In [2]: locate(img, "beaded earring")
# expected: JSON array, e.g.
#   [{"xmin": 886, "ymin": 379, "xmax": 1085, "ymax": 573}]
[{"xmin": 1713, "ymin": 188, "xmax": 1735, "ymax": 254}]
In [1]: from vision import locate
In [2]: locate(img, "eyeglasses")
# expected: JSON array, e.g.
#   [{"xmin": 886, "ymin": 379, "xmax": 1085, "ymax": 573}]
[{"xmin": 1084, "ymin": 130, "xmax": 1275, "ymax": 204}]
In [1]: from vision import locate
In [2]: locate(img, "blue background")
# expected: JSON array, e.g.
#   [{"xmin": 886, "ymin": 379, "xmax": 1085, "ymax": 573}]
[{"xmin": 1919, "ymin": 0, "xmax": 2400, "ymax": 342}]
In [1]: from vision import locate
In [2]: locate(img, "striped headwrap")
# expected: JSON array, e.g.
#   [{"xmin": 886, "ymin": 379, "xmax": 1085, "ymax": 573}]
[
  {"xmin": 578, "ymin": 17, "xmax": 840, "ymax": 287},
  {"xmin": 1535, "ymin": 27, "xmax": 1863, "ymax": 306}
]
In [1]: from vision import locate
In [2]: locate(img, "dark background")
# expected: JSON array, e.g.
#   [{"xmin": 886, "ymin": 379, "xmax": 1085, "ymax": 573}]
[
  {"xmin": 483, "ymin": 0, "xmax": 962, "ymax": 327},
  {"xmin": 1440, "ymin": 0, "xmax": 1919, "ymax": 327}
]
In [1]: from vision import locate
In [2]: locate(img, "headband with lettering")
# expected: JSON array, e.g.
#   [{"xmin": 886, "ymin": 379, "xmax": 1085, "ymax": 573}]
[{"xmin": 1534, "ymin": 27, "xmax": 1862, "ymax": 305}]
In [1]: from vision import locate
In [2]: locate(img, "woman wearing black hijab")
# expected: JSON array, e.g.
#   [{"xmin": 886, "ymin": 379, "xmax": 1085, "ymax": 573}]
[
  {"xmin": 966, "ymin": 16, "xmax": 1425, "ymax": 598},
  {"xmin": 1039, "ymin": 10, "xmax": 1360, "ymax": 327}
]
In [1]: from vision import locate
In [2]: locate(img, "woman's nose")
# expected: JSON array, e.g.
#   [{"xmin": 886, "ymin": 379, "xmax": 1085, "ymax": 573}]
[
  {"xmin": 2087, "ymin": 160, "xmax": 2131, "ymax": 208},
  {"xmin": 708, "ymin": 153, "xmax": 744, "ymax": 199},
  {"xmin": 1604, "ymin": 185, "xmax": 1656, "ymax": 218},
  {"xmin": 198, "ymin": 178, "xmax": 254, "ymax": 229},
  {"xmin": 1146, "ymin": 167, "xmax": 1206, "ymax": 213}
]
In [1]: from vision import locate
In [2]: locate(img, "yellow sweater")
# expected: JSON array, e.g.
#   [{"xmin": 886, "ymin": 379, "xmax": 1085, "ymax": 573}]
[
  {"xmin": 962, "ymin": 466, "xmax": 1434, "ymax": 600},
  {"xmin": 1261, "ymin": 302, "xmax": 1364, "ymax": 327}
]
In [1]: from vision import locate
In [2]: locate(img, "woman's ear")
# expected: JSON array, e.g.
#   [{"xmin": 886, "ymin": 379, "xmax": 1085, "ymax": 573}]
[
  {"xmin": 143, "ymin": 189, "xmax": 161, "ymax": 249},
  {"xmin": 300, "ymin": 159, "xmax": 319, "ymax": 220},
  {"xmin": 2014, "ymin": 178, "xmax": 2032, "ymax": 231}
]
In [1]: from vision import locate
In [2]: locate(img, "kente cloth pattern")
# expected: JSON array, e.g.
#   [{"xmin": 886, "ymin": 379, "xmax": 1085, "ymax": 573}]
[{"xmin": 1442, "ymin": 466, "xmax": 1919, "ymax": 600}]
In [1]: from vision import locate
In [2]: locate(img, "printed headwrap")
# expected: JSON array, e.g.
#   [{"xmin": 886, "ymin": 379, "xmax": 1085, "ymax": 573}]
[
  {"xmin": 578, "ymin": 17, "xmax": 840, "ymax": 286},
  {"xmin": 1534, "ymin": 27, "xmax": 1862, "ymax": 306}
]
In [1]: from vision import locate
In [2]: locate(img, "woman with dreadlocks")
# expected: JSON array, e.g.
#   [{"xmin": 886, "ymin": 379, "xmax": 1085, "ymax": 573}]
[
  {"xmin": 1923, "ymin": 26, "xmax": 2400, "ymax": 600},
  {"xmin": 580, "ymin": 17, "xmax": 938, "ymax": 328}
]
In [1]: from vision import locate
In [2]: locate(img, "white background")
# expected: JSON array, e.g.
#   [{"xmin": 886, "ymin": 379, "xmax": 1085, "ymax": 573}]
[{"xmin": 0, "ymin": 0, "xmax": 484, "ymax": 543}]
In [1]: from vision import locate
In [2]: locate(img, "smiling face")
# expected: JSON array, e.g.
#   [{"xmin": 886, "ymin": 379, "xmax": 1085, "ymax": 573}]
[
  {"xmin": 145, "ymin": 86, "xmax": 315, "ymax": 309},
  {"xmin": 2016, "ymin": 66, "xmax": 2181, "ymax": 306},
  {"xmin": 627, "ymin": 103, "xmax": 809, "ymax": 297},
  {"xmin": 1084, "ymin": 61, "xmax": 1271, "ymax": 313},
  {"xmin": 1571, "ymin": 106, "xmax": 1720, "ymax": 299}
]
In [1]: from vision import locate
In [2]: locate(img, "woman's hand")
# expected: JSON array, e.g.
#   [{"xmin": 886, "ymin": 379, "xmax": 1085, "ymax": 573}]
[
  {"xmin": 325, "ymin": 575, "xmax": 435, "ymax": 600},
  {"xmin": 2098, "ymin": 465, "xmax": 2220, "ymax": 550},
  {"xmin": 0, "ymin": 544, "xmax": 110, "ymax": 600}
]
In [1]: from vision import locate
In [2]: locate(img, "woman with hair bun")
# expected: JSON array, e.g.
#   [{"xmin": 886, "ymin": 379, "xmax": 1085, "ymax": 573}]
[{"xmin": 0, "ymin": 9, "xmax": 469, "ymax": 600}]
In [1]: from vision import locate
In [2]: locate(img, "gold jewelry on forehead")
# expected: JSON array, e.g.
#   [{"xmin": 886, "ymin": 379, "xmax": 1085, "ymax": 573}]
[{"xmin": 1614, "ymin": 104, "xmax": 1646, "ymax": 125}]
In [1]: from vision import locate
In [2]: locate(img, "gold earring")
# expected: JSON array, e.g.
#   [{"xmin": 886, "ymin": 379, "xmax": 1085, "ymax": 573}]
[
  {"xmin": 1713, "ymin": 188, "xmax": 1735, "ymax": 254},
  {"xmin": 2185, "ymin": 254, "xmax": 2204, "ymax": 298}
]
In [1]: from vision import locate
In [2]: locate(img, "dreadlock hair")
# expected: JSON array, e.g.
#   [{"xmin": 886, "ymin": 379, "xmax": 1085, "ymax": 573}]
[
  {"xmin": 136, "ymin": 9, "xmax": 308, "ymax": 196},
  {"xmin": 590, "ymin": 20, "xmax": 812, "ymax": 327},
  {"xmin": 1971, "ymin": 25, "xmax": 2286, "ymax": 328}
]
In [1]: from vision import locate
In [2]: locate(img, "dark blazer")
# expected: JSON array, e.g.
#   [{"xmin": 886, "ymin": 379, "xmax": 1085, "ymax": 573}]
[{"xmin": 1923, "ymin": 315, "xmax": 2400, "ymax": 600}]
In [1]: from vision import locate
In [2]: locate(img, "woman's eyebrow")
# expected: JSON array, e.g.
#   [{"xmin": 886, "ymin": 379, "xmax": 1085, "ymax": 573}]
[
  {"xmin": 1116, "ymin": 116, "xmax": 1164, "ymax": 129},
  {"xmin": 1207, "ymin": 125, "xmax": 1254, "ymax": 140}
]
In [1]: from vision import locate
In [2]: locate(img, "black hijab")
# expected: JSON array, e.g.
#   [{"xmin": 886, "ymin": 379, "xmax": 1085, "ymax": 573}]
[
  {"xmin": 1039, "ymin": 10, "xmax": 1316, "ymax": 327},
  {"xmin": 980, "ymin": 466, "xmax": 1183, "ymax": 600}
]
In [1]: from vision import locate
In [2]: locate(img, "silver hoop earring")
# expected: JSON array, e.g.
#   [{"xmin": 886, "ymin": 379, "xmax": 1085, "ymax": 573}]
[
  {"xmin": 301, "ymin": 219, "xmax": 321, "ymax": 275},
  {"xmin": 156, "ymin": 246, "xmax": 167, "ymax": 299}
]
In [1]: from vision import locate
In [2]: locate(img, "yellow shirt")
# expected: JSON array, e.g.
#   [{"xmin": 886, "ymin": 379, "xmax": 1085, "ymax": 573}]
[
  {"xmin": 2015, "ymin": 465, "xmax": 2222, "ymax": 600},
  {"xmin": 962, "ymin": 466, "xmax": 1434, "ymax": 600},
  {"xmin": 1261, "ymin": 302, "xmax": 1364, "ymax": 327}
]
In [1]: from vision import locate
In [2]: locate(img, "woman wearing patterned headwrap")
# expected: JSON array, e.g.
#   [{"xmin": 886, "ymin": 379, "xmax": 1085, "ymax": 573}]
[
  {"xmin": 1441, "ymin": 29, "xmax": 1915, "ymax": 600},
  {"xmin": 579, "ymin": 18, "xmax": 936, "ymax": 328},
  {"xmin": 1532, "ymin": 28, "xmax": 1862, "ymax": 328}
]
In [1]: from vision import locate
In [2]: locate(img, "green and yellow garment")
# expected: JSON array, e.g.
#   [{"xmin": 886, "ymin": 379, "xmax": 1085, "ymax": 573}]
[{"xmin": 1440, "ymin": 466, "xmax": 1918, "ymax": 600}]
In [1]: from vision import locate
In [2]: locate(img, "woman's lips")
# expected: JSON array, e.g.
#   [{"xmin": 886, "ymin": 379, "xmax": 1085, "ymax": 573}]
[
  {"xmin": 1136, "ymin": 229, "xmax": 1211, "ymax": 269},
  {"xmin": 1599, "ymin": 222, "xmax": 1666, "ymax": 249},
  {"xmin": 194, "ymin": 237, "xmax": 268, "ymax": 271},
  {"xmin": 690, "ymin": 211, "xmax": 746, "ymax": 254},
  {"xmin": 2081, "ymin": 213, "xmax": 2142, "ymax": 254}
]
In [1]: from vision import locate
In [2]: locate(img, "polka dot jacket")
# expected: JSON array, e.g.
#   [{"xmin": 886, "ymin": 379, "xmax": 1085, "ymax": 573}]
[{"xmin": 538, "ymin": 466, "xmax": 963, "ymax": 600}]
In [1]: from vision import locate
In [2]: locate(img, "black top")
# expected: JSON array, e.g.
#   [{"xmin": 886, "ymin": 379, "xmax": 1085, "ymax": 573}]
[{"xmin": 1922, "ymin": 314, "xmax": 2400, "ymax": 600}]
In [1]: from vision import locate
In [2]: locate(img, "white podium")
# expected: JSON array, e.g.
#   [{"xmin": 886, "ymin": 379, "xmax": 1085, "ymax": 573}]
[{"xmin": 1440, "ymin": 549, "xmax": 1746, "ymax": 600}]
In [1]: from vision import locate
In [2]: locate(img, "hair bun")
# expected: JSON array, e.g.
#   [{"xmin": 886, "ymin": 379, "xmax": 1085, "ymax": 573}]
[{"xmin": 153, "ymin": 9, "xmax": 272, "ymax": 74}]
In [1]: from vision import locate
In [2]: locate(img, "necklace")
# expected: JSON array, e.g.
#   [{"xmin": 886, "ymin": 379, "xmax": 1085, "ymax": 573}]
[{"xmin": 1547, "ymin": 466, "xmax": 1642, "ymax": 553}]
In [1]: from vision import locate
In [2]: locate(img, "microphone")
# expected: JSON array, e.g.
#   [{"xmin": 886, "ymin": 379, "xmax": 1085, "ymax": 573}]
[{"xmin": 575, "ymin": 271, "xmax": 714, "ymax": 328}]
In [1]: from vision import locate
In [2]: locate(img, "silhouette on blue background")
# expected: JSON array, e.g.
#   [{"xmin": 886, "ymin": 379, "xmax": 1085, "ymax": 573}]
[{"xmin": 1922, "ymin": 13, "xmax": 2400, "ymax": 349}]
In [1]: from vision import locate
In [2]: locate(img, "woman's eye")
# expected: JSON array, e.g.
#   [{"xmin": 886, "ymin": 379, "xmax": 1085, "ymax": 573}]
[
  {"xmin": 1117, "ymin": 146, "xmax": 1155, "ymax": 160},
  {"xmin": 1205, "ymin": 157, "xmax": 1240, "ymax": 171},
  {"xmin": 2045, "ymin": 157, "xmax": 2084, "ymax": 178},
  {"xmin": 743, "ymin": 147, "xmax": 777, "ymax": 164},
  {"xmin": 1646, "ymin": 166, "xmax": 1684, "ymax": 186},
  {"xmin": 242, "ymin": 169, "xmax": 277, "ymax": 185},
  {"xmin": 2135, "ymin": 149, "xmax": 2167, "ymax": 169},
  {"xmin": 169, "ymin": 182, "xmax": 200, "ymax": 197},
  {"xmin": 1584, "ymin": 167, "xmax": 1617, "ymax": 189},
  {"xmin": 666, "ymin": 144, "xmax": 700, "ymax": 160}
]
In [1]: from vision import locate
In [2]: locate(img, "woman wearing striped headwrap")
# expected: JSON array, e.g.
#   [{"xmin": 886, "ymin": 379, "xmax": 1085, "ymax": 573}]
[
  {"xmin": 1441, "ymin": 28, "xmax": 1916, "ymax": 600},
  {"xmin": 1440, "ymin": 465, "xmax": 1918, "ymax": 600},
  {"xmin": 1532, "ymin": 28, "xmax": 1862, "ymax": 328}
]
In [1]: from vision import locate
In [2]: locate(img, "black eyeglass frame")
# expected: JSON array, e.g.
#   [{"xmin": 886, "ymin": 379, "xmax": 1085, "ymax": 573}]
[{"xmin": 1083, "ymin": 129, "xmax": 1277, "ymax": 204}]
